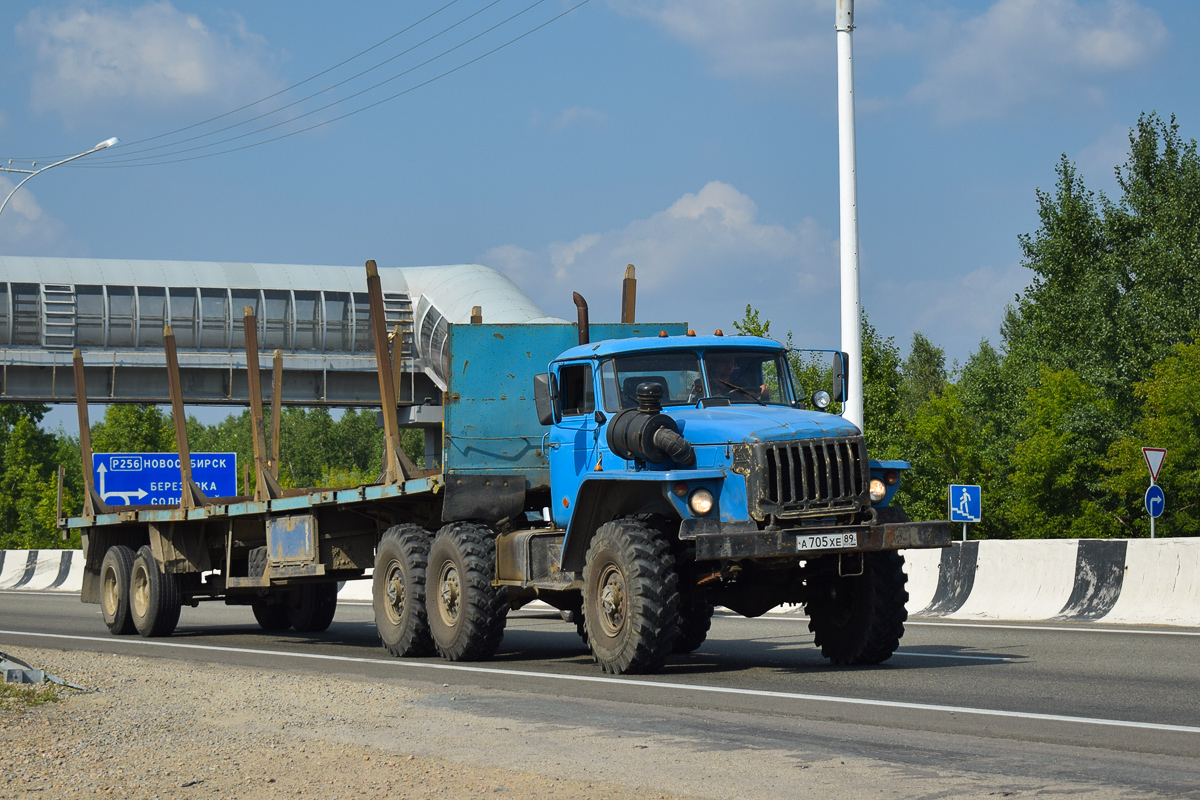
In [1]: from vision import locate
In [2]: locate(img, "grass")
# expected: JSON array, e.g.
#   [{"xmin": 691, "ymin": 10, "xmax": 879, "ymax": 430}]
[{"xmin": 0, "ymin": 680, "xmax": 63, "ymax": 712}]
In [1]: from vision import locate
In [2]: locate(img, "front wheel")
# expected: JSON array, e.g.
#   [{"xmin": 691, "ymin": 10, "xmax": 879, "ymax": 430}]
[
  {"xmin": 582, "ymin": 520, "xmax": 679, "ymax": 674},
  {"xmin": 427, "ymin": 522, "xmax": 507, "ymax": 661},
  {"xmin": 805, "ymin": 551, "xmax": 908, "ymax": 665}
]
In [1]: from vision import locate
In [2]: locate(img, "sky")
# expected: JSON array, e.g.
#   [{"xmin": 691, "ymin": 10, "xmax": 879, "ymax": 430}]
[{"xmin": 1, "ymin": 0, "xmax": 1196, "ymax": 380}]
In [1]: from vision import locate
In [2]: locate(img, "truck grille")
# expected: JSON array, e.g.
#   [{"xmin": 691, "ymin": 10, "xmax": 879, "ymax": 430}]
[{"xmin": 752, "ymin": 436, "xmax": 868, "ymax": 520}]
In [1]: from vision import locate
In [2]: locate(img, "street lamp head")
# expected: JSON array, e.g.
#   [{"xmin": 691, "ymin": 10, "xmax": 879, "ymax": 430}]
[{"xmin": 94, "ymin": 137, "xmax": 119, "ymax": 150}]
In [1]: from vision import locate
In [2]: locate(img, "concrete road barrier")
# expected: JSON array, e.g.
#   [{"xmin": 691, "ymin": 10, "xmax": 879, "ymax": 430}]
[
  {"xmin": 5, "ymin": 540, "xmax": 1199, "ymax": 627},
  {"xmin": 0, "ymin": 549, "xmax": 83, "ymax": 592}
]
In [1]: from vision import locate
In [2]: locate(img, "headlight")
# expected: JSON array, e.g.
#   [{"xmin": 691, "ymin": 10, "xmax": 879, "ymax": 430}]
[
  {"xmin": 688, "ymin": 487, "xmax": 715, "ymax": 516},
  {"xmin": 869, "ymin": 478, "xmax": 887, "ymax": 503},
  {"xmin": 811, "ymin": 389, "xmax": 831, "ymax": 409}
]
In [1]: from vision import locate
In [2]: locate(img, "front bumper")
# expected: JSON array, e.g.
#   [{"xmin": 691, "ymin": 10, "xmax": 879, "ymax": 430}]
[{"xmin": 682, "ymin": 518, "xmax": 955, "ymax": 561}]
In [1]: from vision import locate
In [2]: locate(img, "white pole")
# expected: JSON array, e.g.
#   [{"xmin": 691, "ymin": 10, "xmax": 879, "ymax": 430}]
[{"xmin": 836, "ymin": 0, "xmax": 863, "ymax": 431}]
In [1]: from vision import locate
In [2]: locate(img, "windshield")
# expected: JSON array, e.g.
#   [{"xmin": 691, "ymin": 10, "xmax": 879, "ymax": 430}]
[
  {"xmin": 702, "ymin": 350, "xmax": 794, "ymax": 405},
  {"xmin": 600, "ymin": 352, "xmax": 703, "ymax": 410}
]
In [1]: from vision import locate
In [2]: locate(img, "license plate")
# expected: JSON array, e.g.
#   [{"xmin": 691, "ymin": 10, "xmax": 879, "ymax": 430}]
[{"xmin": 794, "ymin": 532, "xmax": 858, "ymax": 552}]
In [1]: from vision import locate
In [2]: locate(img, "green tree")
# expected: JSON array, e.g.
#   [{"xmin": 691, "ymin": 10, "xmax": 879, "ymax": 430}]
[
  {"xmin": 90, "ymin": 405, "xmax": 176, "ymax": 454},
  {"xmin": 899, "ymin": 332, "xmax": 947, "ymax": 421},
  {"xmin": 1004, "ymin": 367, "xmax": 1118, "ymax": 539},
  {"xmin": 1106, "ymin": 335, "xmax": 1200, "ymax": 537},
  {"xmin": 0, "ymin": 413, "xmax": 67, "ymax": 549}
]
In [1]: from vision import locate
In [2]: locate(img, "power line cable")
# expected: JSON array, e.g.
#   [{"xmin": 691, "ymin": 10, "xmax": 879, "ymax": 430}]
[
  {"xmin": 89, "ymin": 0, "xmax": 506, "ymax": 161},
  {"xmin": 88, "ymin": 0, "xmax": 574, "ymax": 167},
  {"xmin": 6, "ymin": 0, "xmax": 464, "ymax": 163}
]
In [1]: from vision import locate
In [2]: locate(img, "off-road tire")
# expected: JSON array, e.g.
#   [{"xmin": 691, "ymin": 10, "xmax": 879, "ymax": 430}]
[
  {"xmin": 286, "ymin": 583, "xmax": 339, "ymax": 632},
  {"xmin": 427, "ymin": 522, "xmax": 508, "ymax": 661},
  {"xmin": 673, "ymin": 596, "xmax": 715, "ymax": 654},
  {"xmin": 100, "ymin": 545, "xmax": 138, "ymax": 635},
  {"xmin": 806, "ymin": 551, "xmax": 908, "ymax": 665},
  {"xmin": 582, "ymin": 519, "xmax": 679, "ymax": 674},
  {"xmin": 251, "ymin": 599, "xmax": 291, "ymax": 631},
  {"xmin": 130, "ymin": 545, "xmax": 182, "ymax": 638},
  {"xmin": 374, "ymin": 524, "xmax": 436, "ymax": 657}
]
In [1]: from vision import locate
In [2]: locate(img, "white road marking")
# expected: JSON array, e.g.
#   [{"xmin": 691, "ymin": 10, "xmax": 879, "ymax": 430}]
[
  {"xmin": 739, "ymin": 615, "xmax": 1200, "ymax": 637},
  {"xmin": 892, "ymin": 651, "xmax": 1008, "ymax": 662},
  {"xmin": 2, "ymin": 629, "xmax": 1197, "ymax": 736}
]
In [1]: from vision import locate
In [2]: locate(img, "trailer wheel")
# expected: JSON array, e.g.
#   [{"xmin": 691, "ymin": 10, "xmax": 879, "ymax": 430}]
[
  {"xmin": 427, "ymin": 522, "xmax": 507, "ymax": 661},
  {"xmin": 582, "ymin": 519, "xmax": 679, "ymax": 674},
  {"xmin": 673, "ymin": 596, "xmax": 714, "ymax": 654},
  {"xmin": 100, "ymin": 545, "xmax": 138, "ymax": 635},
  {"xmin": 374, "ymin": 524, "xmax": 435, "ymax": 657},
  {"xmin": 286, "ymin": 584, "xmax": 339, "ymax": 632},
  {"xmin": 806, "ymin": 551, "xmax": 908, "ymax": 665},
  {"xmin": 251, "ymin": 599, "xmax": 291, "ymax": 631},
  {"xmin": 130, "ymin": 546, "xmax": 182, "ymax": 638}
]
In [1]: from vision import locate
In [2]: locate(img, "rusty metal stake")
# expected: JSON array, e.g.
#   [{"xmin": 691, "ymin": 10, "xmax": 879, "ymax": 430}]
[
  {"xmin": 270, "ymin": 349, "xmax": 283, "ymax": 479},
  {"xmin": 71, "ymin": 349, "xmax": 109, "ymax": 517},
  {"xmin": 243, "ymin": 308, "xmax": 283, "ymax": 501},
  {"xmin": 163, "ymin": 327, "xmax": 208, "ymax": 510},
  {"xmin": 366, "ymin": 260, "xmax": 417, "ymax": 484}
]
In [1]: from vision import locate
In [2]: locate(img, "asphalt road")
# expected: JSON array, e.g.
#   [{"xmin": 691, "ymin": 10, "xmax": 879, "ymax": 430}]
[{"xmin": 3, "ymin": 590, "xmax": 1199, "ymax": 796}]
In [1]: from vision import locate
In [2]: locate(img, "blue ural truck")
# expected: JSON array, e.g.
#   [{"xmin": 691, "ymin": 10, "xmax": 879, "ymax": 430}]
[{"xmin": 67, "ymin": 262, "xmax": 952, "ymax": 675}]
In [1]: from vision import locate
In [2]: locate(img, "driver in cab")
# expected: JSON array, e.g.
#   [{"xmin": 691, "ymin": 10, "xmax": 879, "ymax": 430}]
[{"xmin": 705, "ymin": 353, "xmax": 769, "ymax": 402}]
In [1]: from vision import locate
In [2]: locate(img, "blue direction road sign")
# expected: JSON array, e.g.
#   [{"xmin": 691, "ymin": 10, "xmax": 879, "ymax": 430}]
[
  {"xmin": 92, "ymin": 453, "xmax": 238, "ymax": 507},
  {"xmin": 1145, "ymin": 484, "xmax": 1165, "ymax": 518},
  {"xmin": 949, "ymin": 484, "xmax": 982, "ymax": 523}
]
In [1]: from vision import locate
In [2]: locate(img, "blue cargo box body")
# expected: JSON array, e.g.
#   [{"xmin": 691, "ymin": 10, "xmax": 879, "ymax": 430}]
[{"xmin": 443, "ymin": 321, "xmax": 687, "ymax": 488}]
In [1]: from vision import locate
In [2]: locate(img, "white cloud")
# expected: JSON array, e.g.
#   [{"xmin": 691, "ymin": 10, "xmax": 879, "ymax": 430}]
[
  {"xmin": 609, "ymin": 0, "xmax": 833, "ymax": 79},
  {"xmin": 17, "ymin": 1, "xmax": 280, "ymax": 122},
  {"xmin": 617, "ymin": 0, "xmax": 1165, "ymax": 123},
  {"xmin": 552, "ymin": 106, "xmax": 608, "ymax": 132},
  {"xmin": 909, "ymin": 0, "xmax": 1166, "ymax": 123},
  {"xmin": 0, "ymin": 176, "xmax": 70, "ymax": 251},
  {"xmin": 484, "ymin": 180, "xmax": 839, "ymax": 337},
  {"xmin": 869, "ymin": 262, "xmax": 1033, "ymax": 365}
]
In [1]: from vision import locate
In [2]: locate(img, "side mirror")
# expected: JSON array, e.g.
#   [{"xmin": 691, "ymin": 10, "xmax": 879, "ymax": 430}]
[
  {"xmin": 831, "ymin": 351, "xmax": 848, "ymax": 404},
  {"xmin": 533, "ymin": 372, "xmax": 559, "ymax": 425}
]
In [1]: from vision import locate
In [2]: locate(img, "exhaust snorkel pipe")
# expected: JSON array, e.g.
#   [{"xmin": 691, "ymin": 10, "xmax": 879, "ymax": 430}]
[{"xmin": 572, "ymin": 292, "xmax": 590, "ymax": 346}]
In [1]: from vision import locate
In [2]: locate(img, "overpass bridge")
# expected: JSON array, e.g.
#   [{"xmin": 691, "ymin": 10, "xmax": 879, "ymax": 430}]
[{"xmin": 0, "ymin": 257, "xmax": 563, "ymax": 418}]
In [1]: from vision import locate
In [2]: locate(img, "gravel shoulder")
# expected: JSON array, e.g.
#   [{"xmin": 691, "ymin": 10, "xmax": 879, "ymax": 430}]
[{"xmin": 1, "ymin": 645, "xmax": 1190, "ymax": 799}]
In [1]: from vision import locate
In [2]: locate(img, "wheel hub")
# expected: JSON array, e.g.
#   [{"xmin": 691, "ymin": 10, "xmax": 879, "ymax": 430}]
[
  {"xmin": 384, "ymin": 562, "xmax": 406, "ymax": 624},
  {"xmin": 597, "ymin": 564, "xmax": 627, "ymax": 637},
  {"xmin": 131, "ymin": 565, "xmax": 149, "ymax": 619},
  {"xmin": 438, "ymin": 562, "xmax": 461, "ymax": 627},
  {"xmin": 102, "ymin": 568, "xmax": 119, "ymax": 616}
]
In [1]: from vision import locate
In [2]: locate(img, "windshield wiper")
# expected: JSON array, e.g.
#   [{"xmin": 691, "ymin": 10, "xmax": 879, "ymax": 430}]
[{"xmin": 716, "ymin": 378, "xmax": 766, "ymax": 405}]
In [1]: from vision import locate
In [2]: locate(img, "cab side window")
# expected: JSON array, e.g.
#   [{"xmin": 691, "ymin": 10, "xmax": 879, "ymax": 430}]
[{"xmin": 558, "ymin": 363, "xmax": 594, "ymax": 416}]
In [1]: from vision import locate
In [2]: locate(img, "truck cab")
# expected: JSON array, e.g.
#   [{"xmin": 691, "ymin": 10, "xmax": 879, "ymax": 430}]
[{"xmin": 523, "ymin": 332, "xmax": 949, "ymax": 673}]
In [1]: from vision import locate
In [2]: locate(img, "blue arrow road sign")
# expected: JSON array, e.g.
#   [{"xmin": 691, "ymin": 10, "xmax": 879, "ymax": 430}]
[
  {"xmin": 949, "ymin": 484, "xmax": 982, "ymax": 523},
  {"xmin": 1145, "ymin": 484, "xmax": 1165, "ymax": 519},
  {"xmin": 92, "ymin": 453, "xmax": 237, "ymax": 507}
]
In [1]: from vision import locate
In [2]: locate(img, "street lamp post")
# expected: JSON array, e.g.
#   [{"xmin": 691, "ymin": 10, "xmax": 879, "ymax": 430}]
[{"xmin": 0, "ymin": 137, "xmax": 119, "ymax": 221}]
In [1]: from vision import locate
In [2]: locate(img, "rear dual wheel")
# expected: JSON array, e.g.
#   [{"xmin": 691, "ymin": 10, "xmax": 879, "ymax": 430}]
[
  {"xmin": 100, "ymin": 545, "xmax": 137, "ymax": 635},
  {"xmin": 426, "ymin": 522, "xmax": 507, "ymax": 661},
  {"xmin": 130, "ymin": 545, "xmax": 182, "ymax": 638},
  {"xmin": 374, "ymin": 524, "xmax": 436, "ymax": 657}
]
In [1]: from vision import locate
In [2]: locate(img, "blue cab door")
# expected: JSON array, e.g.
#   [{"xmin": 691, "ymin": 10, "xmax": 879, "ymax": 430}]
[{"xmin": 547, "ymin": 361, "xmax": 600, "ymax": 528}]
